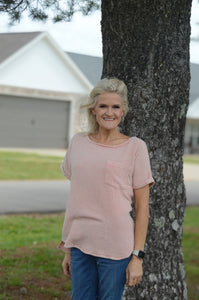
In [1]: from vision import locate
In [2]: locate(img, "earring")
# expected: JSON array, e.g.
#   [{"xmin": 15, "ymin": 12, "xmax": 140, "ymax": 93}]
[{"xmin": 120, "ymin": 116, "xmax": 125, "ymax": 124}]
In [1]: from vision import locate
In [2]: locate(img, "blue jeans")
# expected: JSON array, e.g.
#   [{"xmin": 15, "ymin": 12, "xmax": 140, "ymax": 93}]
[{"xmin": 70, "ymin": 247, "xmax": 132, "ymax": 300}]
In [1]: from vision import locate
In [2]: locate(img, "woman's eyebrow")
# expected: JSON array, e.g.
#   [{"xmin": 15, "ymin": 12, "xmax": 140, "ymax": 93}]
[{"xmin": 98, "ymin": 103, "xmax": 121, "ymax": 106}]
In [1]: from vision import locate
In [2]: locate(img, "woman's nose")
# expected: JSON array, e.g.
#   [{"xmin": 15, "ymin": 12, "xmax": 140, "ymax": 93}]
[{"xmin": 106, "ymin": 107, "xmax": 113, "ymax": 115}]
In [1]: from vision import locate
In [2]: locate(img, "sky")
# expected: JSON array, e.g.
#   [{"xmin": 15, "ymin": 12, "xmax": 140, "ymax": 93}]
[{"xmin": 0, "ymin": 0, "xmax": 199, "ymax": 63}]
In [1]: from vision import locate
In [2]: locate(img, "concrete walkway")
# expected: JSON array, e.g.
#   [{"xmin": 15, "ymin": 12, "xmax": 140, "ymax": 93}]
[
  {"xmin": 183, "ymin": 163, "xmax": 199, "ymax": 182},
  {"xmin": 0, "ymin": 179, "xmax": 198, "ymax": 215}
]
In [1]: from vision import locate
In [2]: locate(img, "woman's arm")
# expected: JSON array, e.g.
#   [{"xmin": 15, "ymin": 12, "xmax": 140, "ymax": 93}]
[{"xmin": 126, "ymin": 184, "xmax": 149, "ymax": 287}]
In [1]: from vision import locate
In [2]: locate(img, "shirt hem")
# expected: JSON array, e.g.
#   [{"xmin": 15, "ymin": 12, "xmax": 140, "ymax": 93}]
[
  {"xmin": 133, "ymin": 178, "xmax": 155, "ymax": 189},
  {"xmin": 60, "ymin": 242, "xmax": 133, "ymax": 260},
  {"xmin": 57, "ymin": 241, "xmax": 71, "ymax": 253}
]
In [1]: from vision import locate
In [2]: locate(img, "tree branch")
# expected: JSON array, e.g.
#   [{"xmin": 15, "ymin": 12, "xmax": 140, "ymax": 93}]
[{"xmin": 0, "ymin": 0, "xmax": 100, "ymax": 22}]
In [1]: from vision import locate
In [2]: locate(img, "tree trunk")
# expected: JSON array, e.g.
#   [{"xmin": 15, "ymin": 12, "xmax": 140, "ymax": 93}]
[{"xmin": 101, "ymin": 0, "xmax": 192, "ymax": 298}]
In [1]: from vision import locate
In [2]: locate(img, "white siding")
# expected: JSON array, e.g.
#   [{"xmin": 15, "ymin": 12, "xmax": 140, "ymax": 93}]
[{"xmin": 0, "ymin": 38, "xmax": 90, "ymax": 94}]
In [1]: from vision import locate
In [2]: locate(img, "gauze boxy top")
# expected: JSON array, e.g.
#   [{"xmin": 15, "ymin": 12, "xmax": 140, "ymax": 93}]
[{"xmin": 58, "ymin": 132, "xmax": 154, "ymax": 260}]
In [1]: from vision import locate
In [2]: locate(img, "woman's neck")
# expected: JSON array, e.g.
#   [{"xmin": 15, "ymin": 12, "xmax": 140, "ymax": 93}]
[{"xmin": 89, "ymin": 128, "xmax": 129, "ymax": 145}]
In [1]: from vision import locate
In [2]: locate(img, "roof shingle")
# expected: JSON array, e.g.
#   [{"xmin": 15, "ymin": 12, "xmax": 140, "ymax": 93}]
[
  {"xmin": 0, "ymin": 31, "xmax": 41, "ymax": 64},
  {"xmin": 67, "ymin": 51, "xmax": 102, "ymax": 85}
]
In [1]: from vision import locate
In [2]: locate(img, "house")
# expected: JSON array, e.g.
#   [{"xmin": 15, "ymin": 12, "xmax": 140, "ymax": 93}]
[
  {"xmin": 0, "ymin": 31, "xmax": 94, "ymax": 149},
  {"xmin": 184, "ymin": 63, "xmax": 199, "ymax": 153},
  {"xmin": 185, "ymin": 97, "xmax": 199, "ymax": 153},
  {"xmin": 190, "ymin": 62, "xmax": 199, "ymax": 103},
  {"xmin": 0, "ymin": 31, "xmax": 198, "ymax": 152}
]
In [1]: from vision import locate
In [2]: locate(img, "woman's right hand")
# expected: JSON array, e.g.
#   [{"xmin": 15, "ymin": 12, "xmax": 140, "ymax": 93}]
[{"xmin": 62, "ymin": 252, "xmax": 71, "ymax": 278}]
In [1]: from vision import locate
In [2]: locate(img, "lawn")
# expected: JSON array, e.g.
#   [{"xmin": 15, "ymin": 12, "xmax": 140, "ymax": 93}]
[
  {"xmin": 0, "ymin": 151, "xmax": 198, "ymax": 181},
  {"xmin": 0, "ymin": 207, "xmax": 198, "ymax": 299},
  {"xmin": 182, "ymin": 207, "xmax": 199, "ymax": 300},
  {"xmin": 0, "ymin": 213, "xmax": 71, "ymax": 300},
  {"xmin": 0, "ymin": 152, "xmax": 64, "ymax": 180},
  {"xmin": 183, "ymin": 155, "xmax": 199, "ymax": 165}
]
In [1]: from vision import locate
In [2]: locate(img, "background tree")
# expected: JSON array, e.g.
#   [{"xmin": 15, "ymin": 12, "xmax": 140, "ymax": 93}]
[
  {"xmin": 0, "ymin": 0, "xmax": 100, "ymax": 23},
  {"xmin": 0, "ymin": 0, "xmax": 193, "ymax": 298},
  {"xmin": 101, "ymin": 1, "xmax": 192, "ymax": 299}
]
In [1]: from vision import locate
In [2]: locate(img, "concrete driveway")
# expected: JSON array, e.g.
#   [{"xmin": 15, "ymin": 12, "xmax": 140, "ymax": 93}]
[
  {"xmin": 0, "ymin": 180, "xmax": 70, "ymax": 214},
  {"xmin": 0, "ymin": 178, "xmax": 198, "ymax": 215}
]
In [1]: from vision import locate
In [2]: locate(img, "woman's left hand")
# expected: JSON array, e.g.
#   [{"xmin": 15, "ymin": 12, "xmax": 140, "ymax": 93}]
[{"xmin": 126, "ymin": 256, "xmax": 143, "ymax": 286}]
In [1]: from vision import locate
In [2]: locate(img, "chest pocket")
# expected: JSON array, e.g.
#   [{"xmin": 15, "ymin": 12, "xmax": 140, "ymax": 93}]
[{"xmin": 105, "ymin": 160, "xmax": 132, "ymax": 190}]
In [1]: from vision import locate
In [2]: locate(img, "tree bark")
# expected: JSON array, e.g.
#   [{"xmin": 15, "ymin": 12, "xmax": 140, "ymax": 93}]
[{"xmin": 101, "ymin": 0, "xmax": 192, "ymax": 299}]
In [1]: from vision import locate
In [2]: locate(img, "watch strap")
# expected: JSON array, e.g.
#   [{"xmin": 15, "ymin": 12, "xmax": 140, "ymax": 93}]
[{"xmin": 132, "ymin": 250, "xmax": 145, "ymax": 259}]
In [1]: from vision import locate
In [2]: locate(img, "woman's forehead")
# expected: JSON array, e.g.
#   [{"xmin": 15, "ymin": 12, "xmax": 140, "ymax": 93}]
[{"xmin": 96, "ymin": 92, "xmax": 123, "ymax": 103}]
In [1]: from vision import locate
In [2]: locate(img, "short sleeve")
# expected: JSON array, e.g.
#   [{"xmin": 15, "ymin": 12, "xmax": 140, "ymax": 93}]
[
  {"xmin": 132, "ymin": 140, "xmax": 155, "ymax": 189},
  {"xmin": 60, "ymin": 141, "xmax": 72, "ymax": 180}
]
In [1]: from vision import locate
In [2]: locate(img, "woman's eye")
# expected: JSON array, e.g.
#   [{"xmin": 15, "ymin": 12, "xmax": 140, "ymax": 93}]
[{"xmin": 98, "ymin": 104, "xmax": 120, "ymax": 108}]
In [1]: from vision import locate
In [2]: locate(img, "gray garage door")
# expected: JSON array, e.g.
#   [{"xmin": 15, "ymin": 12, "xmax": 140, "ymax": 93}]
[{"xmin": 0, "ymin": 95, "xmax": 70, "ymax": 148}]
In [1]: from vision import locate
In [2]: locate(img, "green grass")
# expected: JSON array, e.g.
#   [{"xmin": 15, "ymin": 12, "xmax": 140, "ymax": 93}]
[
  {"xmin": 0, "ymin": 213, "xmax": 71, "ymax": 299},
  {"xmin": 0, "ymin": 151, "xmax": 198, "ymax": 181},
  {"xmin": 0, "ymin": 152, "xmax": 64, "ymax": 180},
  {"xmin": 0, "ymin": 208, "xmax": 198, "ymax": 299},
  {"xmin": 0, "ymin": 214, "xmax": 63, "ymax": 249},
  {"xmin": 183, "ymin": 155, "xmax": 199, "ymax": 164},
  {"xmin": 182, "ymin": 207, "xmax": 199, "ymax": 300}
]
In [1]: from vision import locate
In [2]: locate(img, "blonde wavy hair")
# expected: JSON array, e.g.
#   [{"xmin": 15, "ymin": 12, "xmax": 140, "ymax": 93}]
[{"xmin": 81, "ymin": 78, "xmax": 129, "ymax": 134}]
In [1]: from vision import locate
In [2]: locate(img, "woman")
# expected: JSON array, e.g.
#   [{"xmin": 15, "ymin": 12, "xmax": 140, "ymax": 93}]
[{"xmin": 58, "ymin": 78, "xmax": 154, "ymax": 300}]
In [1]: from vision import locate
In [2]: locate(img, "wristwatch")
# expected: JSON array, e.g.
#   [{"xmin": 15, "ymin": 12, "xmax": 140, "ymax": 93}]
[{"xmin": 132, "ymin": 250, "xmax": 145, "ymax": 259}]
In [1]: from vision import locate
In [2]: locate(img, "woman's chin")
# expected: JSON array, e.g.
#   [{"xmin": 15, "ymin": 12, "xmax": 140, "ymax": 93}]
[
  {"xmin": 98, "ymin": 121, "xmax": 120, "ymax": 131},
  {"xmin": 100, "ymin": 125, "xmax": 118, "ymax": 131}
]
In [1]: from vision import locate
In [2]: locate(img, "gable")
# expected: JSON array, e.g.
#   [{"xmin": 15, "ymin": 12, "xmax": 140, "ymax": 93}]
[{"xmin": 0, "ymin": 33, "xmax": 92, "ymax": 94}]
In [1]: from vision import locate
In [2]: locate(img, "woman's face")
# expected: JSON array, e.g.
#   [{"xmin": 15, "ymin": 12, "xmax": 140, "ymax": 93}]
[{"xmin": 91, "ymin": 92, "xmax": 124, "ymax": 131}]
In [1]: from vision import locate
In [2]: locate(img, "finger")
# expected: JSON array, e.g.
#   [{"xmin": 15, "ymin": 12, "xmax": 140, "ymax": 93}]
[
  {"xmin": 63, "ymin": 264, "xmax": 67, "ymax": 276},
  {"xmin": 129, "ymin": 276, "xmax": 142, "ymax": 286},
  {"xmin": 68, "ymin": 262, "xmax": 71, "ymax": 273},
  {"xmin": 128, "ymin": 278, "xmax": 136, "ymax": 287},
  {"xmin": 65, "ymin": 264, "xmax": 70, "ymax": 277},
  {"xmin": 66, "ymin": 263, "xmax": 71, "ymax": 278},
  {"xmin": 128, "ymin": 275, "xmax": 140, "ymax": 286},
  {"xmin": 62, "ymin": 262, "xmax": 69, "ymax": 277},
  {"xmin": 126, "ymin": 270, "xmax": 129, "ymax": 286}
]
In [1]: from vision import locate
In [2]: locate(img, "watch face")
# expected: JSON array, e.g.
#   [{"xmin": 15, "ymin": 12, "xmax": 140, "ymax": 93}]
[{"xmin": 138, "ymin": 251, "xmax": 145, "ymax": 259}]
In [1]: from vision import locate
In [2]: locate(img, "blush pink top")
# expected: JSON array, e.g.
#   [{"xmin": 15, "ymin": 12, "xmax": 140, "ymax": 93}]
[{"xmin": 58, "ymin": 132, "xmax": 154, "ymax": 259}]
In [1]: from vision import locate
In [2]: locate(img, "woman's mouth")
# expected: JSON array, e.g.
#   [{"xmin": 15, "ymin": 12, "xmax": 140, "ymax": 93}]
[{"xmin": 103, "ymin": 118, "xmax": 115, "ymax": 121}]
